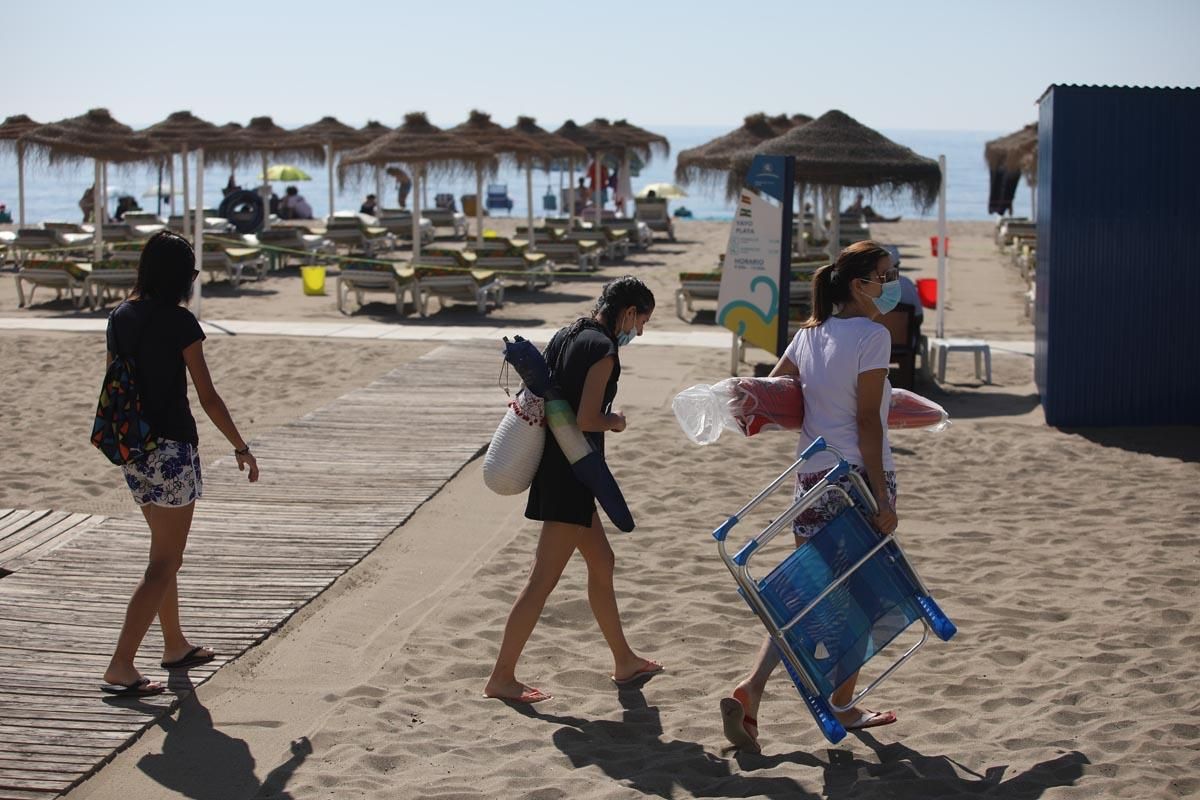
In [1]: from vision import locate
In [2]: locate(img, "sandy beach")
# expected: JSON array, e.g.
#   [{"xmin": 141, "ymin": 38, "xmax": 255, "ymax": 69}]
[{"xmin": 3, "ymin": 219, "xmax": 1198, "ymax": 798}]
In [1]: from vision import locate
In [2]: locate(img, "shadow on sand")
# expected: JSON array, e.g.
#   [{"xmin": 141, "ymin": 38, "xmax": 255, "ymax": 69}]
[
  {"xmin": 518, "ymin": 689, "xmax": 1088, "ymax": 799},
  {"xmin": 135, "ymin": 694, "xmax": 310, "ymax": 800}
]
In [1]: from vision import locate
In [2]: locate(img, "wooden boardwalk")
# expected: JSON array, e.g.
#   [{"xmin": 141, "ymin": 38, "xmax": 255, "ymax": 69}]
[
  {"xmin": 0, "ymin": 511, "xmax": 105, "ymax": 577},
  {"xmin": 0, "ymin": 343, "xmax": 502, "ymax": 799}
]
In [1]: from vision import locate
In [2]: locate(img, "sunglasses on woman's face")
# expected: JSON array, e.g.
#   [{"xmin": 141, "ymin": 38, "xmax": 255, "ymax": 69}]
[{"xmin": 863, "ymin": 268, "xmax": 899, "ymax": 284}]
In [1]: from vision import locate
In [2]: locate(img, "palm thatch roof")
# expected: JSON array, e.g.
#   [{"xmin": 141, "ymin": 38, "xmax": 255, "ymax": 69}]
[
  {"xmin": 511, "ymin": 116, "xmax": 588, "ymax": 166},
  {"xmin": 295, "ymin": 115, "xmax": 366, "ymax": 152},
  {"xmin": 20, "ymin": 108, "xmax": 164, "ymax": 165},
  {"xmin": 612, "ymin": 119, "xmax": 670, "ymax": 161},
  {"xmin": 725, "ymin": 109, "xmax": 942, "ymax": 208},
  {"xmin": 553, "ymin": 120, "xmax": 613, "ymax": 153},
  {"xmin": 675, "ymin": 113, "xmax": 783, "ymax": 186},
  {"xmin": 337, "ymin": 112, "xmax": 495, "ymax": 188},
  {"xmin": 582, "ymin": 118, "xmax": 646, "ymax": 157},
  {"xmin": 0, "ymin": 115, "xmax": 41, "ymax": 153},
  {"xmin": 234, "ymin": 116, "xmax": 326, "ymax": 164},
  {"xmin": 984, "ymin": 123, "xmax": 1037, "ymax": 172},
  {"xmin": 449, "ymin": 110, "xmax": 541, "ymax": 165},
  {"xmin": 359, "ymin": 120, "xmax": 391, "ymax": 140},
  {"xmin": 140, "ymin": 110, "xmax": 244, "ymax": 164}
]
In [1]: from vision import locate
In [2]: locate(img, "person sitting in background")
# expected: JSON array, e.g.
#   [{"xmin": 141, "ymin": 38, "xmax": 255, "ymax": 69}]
[
  {"xmin": 114, "ymin": 195, "xmax": 141, "ymax": 221},
  {"xmin": 576, "ymin": 177, "xmax": 591, "ymax": 212},
  {"xmin": 845, "ymin": 192, "xmax": 901, "ymax": 223},
  {"xmin": 280, "ymin": 186, "xmax": 313, "ymax": 220},
  {"xmin": 0, "ymin": 204, "xmax": 11, "ymax": 224},
  {"xmin": 360, "ymin": 194, "xmax": 378, "ymax": 215},
  {"xmin": 884, "ymin": 246, "xmax": 923, "ymax": 341}
]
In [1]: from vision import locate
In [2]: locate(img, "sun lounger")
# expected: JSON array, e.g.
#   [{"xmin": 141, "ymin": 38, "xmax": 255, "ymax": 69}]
[
  {"xmin": 465, "ymin": 239, "xmax": 554, "ymax": 291},
  {"xmin": 598, "ymin": 218, "xmax": 654, "ymax": 249},
  {"xmin": 675, "ymin": 271, "xmax": 721, "ymax": 321},
  {"xmin": 200, "ymin": 247, "xmax": 265, "ymax": 286},
  {"xmin": 321, "ymin": 216, "xmax": 396, "ymax": 256},
  {"xmin": 422, "ymin": 208, "xmax": 469, "ymax": 239},
  {"xmin": 634, "ymin": 198, "xmax": 675, "ymax": 241},
  {"xmin": 336, "ymin": 260, "xmax": 416, "ymax": 315},
  {"xmin": 411, "ymin": 264, "xmax": 503, "ymax": 316},
  {"xmin": 14, "ymin": 260, "xmax": 90, "ymax": 308},
  {"xmin": 83, "ymin": 251, "xmax": 140, "ymax": 309},
  {"xmin": 373, "ymin": 208, "xmax": 436, "ymax": 245},
  {"xmin": 253, "ymin": 228, "xmax": 336, "ymax": 269},
  {"xmin": 565, "ymin": 227, "xmax": 630, "ymax": 261}
]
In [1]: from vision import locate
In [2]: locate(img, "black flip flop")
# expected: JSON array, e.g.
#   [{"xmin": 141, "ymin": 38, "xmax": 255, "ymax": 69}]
[
  {"xmin": 100, "ymin": 677, "xmax": 164, "ymax": 697},
  {"xmin": 161, "ymin": 646, "xmax": 216, "ymax": 670}
]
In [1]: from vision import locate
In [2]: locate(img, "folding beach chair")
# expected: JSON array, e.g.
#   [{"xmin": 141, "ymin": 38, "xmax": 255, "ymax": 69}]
[{"xmin": 714, "ymin": 437, "xmax": 957, "ymax": 744}]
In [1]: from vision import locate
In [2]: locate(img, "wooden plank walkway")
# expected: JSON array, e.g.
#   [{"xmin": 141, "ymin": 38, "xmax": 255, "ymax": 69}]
[
  {"xmin": 0, "ymin": 511, "xmax": 105, "ymax": 577},
  {"xmin": 0, "ymin": 343, "xmax": 501, "ymax": 799}
]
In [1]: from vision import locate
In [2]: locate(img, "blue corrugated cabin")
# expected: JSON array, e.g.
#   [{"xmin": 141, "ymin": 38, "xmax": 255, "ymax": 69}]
[{"xmin": 1035, "ymin": 85, "xmax": 1200, "ymax": 426}]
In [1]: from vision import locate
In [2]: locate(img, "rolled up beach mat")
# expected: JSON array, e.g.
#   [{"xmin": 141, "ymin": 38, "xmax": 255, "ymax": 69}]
[{"xmin": 483, "ymin": 390, "xmax": 545, "ymax": 496}]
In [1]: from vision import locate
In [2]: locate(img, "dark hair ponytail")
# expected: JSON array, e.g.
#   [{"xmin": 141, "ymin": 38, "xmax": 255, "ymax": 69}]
[
  {"xmin": 586, "ymin": 275, "xmax": 656, "ymax": 337},
  {"xmin": 802, "ymin": 239, "xmax": 891, "ymax": 327}
]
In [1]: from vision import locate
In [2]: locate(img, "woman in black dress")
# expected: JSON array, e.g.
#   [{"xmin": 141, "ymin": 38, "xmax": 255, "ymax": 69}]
[
  {"xmin": 484, "ymin": 277, "xmax": 661, "ymax": 704},
  {"xmin": 100, "ymin": 231, "xmax": 259, "ymax": 696}
]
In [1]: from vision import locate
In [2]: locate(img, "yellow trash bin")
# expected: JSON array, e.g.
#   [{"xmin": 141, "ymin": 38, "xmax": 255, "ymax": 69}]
[{"xmin": 300, "ymin": 265, "xmax": 326, "ymax": 296}]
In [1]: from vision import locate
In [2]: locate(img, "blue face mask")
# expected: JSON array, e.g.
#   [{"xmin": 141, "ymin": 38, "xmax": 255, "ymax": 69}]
[
  {"xmin": 872, "ymin": 280, "xmax": 902, "ymax": 315},
  {"xmin": 616, "ymin": 312, "xmax": 637, "ymax": 346}
]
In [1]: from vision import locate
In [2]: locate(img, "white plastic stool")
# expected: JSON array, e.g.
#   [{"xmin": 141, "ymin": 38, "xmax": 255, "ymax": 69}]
[{"xmin": 931, "ymin": 338, "xmax": 992, "ymax": 384}]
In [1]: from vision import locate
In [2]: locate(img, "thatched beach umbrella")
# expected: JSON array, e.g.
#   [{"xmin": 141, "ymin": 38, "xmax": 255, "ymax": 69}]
[
  {"xmin": 985, "ymin": 123, "xmax": 1037, "ymax": 216},
  {"xmin": 730, "ymin": 109, "xmax": 940, "ymax": 250},
  {"xmin": 675, "ymin": 113, "xmax": 783, "ymax": 188},
  {"xmin": 357, "ymin": 120, "xmax": 395, "ymax": 210},
  {"xmin": 0, "ymin": 115, "xmax": 41, "ymax": 226},
  {"xmin": 610, "ymin": 119, "xmax": 670, "ymax": 214},
  {"xmin": 553, "ymin": 120, "xmax": 612, "ymax": 224},
  {"xmin": 21, "ymin": 108, "xmax": 165, "ymax": 263},
  {"xmin": 450, "ymin": 110, "xmax": 543, "ymax": 245},
  {"xmin": 143, "ymin": 111, "xmax": 228, "ymax": 236},
  {"xmin": 338, "ymin": 112, "xmax": 494, "ymax": 258},
  {"xmin": 295, "ymin": 116, "xmax": 367, "ymax": 218},
  {"xmin": 558, "ymin": 120, "xmax": 626, "ymax": 226},
  {"xmin": 235, "ymin": 117, "xmax": 326, "ymax": 231},
  {"xmin": 511, "ymin": 116, "xmax": 587, "ymax": 224}
]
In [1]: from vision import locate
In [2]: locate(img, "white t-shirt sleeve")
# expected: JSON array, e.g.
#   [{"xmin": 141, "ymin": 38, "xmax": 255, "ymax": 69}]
[
  {"xmin": 859, "ymin": 324, "xmax": 892, "ymax": 373},
  {"xmin": 783, "ymin": 327, "xmax": 805, "ymax": 369}
]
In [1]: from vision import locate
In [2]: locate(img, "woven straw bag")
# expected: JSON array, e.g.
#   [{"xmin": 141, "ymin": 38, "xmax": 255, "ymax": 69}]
[{"xmin": 483, "ymin": 389, "xmax": 546, "ymax": 495}]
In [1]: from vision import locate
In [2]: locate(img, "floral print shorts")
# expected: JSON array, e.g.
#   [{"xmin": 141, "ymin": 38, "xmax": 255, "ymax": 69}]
[
  {"xmin": 121, "ymin": 440, "xmax": 203, "ymax": 508},
  {"xmin": 792, "ymin": 464, "xmax": 897, "ymax": 539}
]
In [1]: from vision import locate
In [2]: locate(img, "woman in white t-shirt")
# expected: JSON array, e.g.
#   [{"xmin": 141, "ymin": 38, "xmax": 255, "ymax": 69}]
[{"xmin": 722, "ymin": 240, "xmax": 902, "ymax": 752}]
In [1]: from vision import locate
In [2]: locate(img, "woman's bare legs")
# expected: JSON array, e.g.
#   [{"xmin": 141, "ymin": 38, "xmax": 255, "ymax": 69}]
[
  {"xmin": 575, "ymin": 512, "xmax": 659, "ymax": 681},
  {"xmin": 483, "ymin": 521, "xmax": 581, "ymax": 700},
  {"xmin": 104, "ymin": 502, "xmax": 200, "ymax": 687}
]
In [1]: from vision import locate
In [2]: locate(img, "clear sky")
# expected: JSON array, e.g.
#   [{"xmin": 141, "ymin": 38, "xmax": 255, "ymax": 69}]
[{"xmin": 4, "ymin": 0, "xmax": 1198, "ymax": 133}]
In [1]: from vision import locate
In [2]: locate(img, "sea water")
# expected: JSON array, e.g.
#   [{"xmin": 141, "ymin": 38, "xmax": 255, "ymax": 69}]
[{"xmin": 0, "ymin": 128, "xmax": 1030, "ymax": 226}]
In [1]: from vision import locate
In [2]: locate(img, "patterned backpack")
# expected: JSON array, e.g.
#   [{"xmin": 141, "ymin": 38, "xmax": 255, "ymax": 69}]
[{"xmin": 91, "ymin": 313, "xmax": 158, "ymax": 465}]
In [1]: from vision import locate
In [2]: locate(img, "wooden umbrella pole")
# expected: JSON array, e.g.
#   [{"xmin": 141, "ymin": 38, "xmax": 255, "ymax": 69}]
[
  {"xmin": 412, "ymin": 165, "xmax": 422, "ymax": 260},
  {"xmin": 93, "ymin": 160, "xmax": 103, "ymax": 262},
  {"xmin": 261, "ymin": 154, "xmax": 271, "ymax": 231},
  {"xmin": 16, "ymin": 143, "xmax": 25, "ymax": 227},
  {"xmin": 936, "ymin": 154, "xmax": 947, "ymax": 340},
  {"xmin": 168, "ymin": 153, "xmax": 175, "ymax": 218},
  {"xmin": 193, "ymin": 147, "xmax": 205, "ymax": 319},
  {"xmin": 568, "ymin": 158, "xmax": 576, "ymax": 226},
  {"xmin": 181, "ymin": 145, "xmax": 190, "ymax": 239},
  {"xmin": 475, "ymin": 168, "xmax": 484, "ymax": 245},
  {"xmin": 525, "ymin": 164, "xmax": 535, "ymax": 251},
  {"xmin": 327, "ymin": 143, "xmax": 335, "ymax": 221}
]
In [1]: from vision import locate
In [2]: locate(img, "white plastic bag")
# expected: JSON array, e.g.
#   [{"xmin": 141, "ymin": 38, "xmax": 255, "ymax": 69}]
[{"xmin": 482, "ymin": 389, "xmax": 546, "ymax": 495}]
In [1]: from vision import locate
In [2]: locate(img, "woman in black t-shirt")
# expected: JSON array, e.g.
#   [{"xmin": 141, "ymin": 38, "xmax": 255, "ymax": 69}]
[
  {"xmin": 484, "ymin": 277, "xmax": 662, "ymax": 704},
  {"xmin": 100, "ymin": 231, "xmax": 260, "ymax": 697}
]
